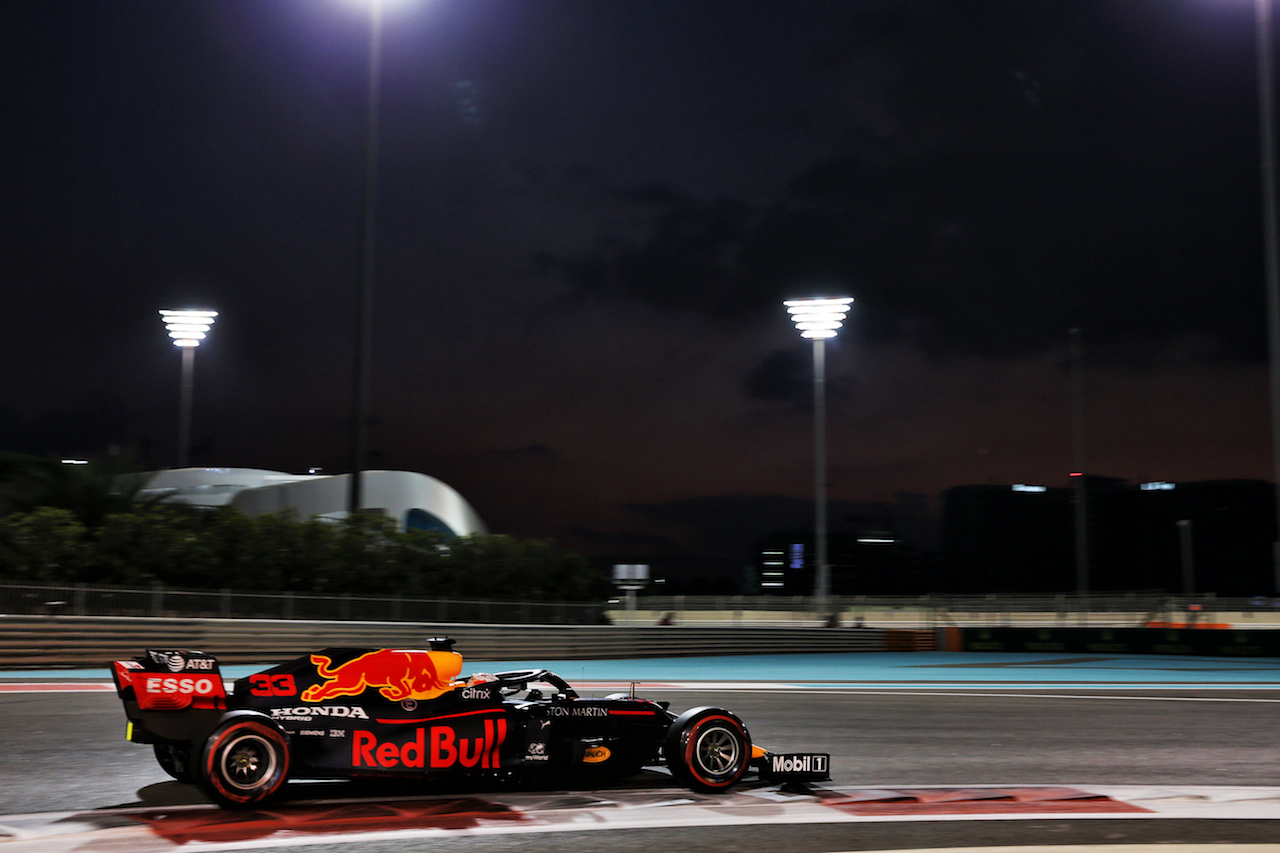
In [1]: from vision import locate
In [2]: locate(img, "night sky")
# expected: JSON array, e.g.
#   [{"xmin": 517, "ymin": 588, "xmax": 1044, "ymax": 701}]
[{"xmin": 3, "ymin": 0, "xmax": 1274, "ymax": 581}]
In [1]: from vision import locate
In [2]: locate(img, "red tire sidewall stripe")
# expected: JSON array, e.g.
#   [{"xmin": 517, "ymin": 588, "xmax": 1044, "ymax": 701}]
[
  {"xmin": 683, "ymin": 714, "xmax": 745, "ymax": 789},
  {"xmin": 205, "ymin": 721, "xmax": 289, "ymax": 804}
]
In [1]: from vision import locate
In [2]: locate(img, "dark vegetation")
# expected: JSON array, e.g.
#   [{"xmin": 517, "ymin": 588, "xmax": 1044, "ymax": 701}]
[{"xmin": 0, "ymin": 453, "xmax": 604, "ymax": 601}]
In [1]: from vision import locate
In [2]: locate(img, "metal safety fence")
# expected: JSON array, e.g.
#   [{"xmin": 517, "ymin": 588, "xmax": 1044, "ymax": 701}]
[
  {"xmin": 4, "ymin": 582, "xmax": 1280, "ymax": 628},
  {"xmin": 0, "ymin": 582, "xmax": 605, "ymax": 624},
  {"xmin": 613, "ymin": 592, "xmax": 1280, "ymax": 628}
]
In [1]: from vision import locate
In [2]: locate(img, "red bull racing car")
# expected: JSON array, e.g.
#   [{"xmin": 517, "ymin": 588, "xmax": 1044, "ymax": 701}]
[{"xmin": 111, "ymin": 639, "xmax": 830, "ymax": 808}]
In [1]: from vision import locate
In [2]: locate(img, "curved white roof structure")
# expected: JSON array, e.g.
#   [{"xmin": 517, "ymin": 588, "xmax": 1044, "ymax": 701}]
[{"xmin": 137, "ymin": 468, "xmax": 487, "ymax": 537}]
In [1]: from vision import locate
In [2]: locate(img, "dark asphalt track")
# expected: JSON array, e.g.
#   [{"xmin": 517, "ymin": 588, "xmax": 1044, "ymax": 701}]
[{"xmin": 3, "ymin": 652, "xmax": 1280, "ymax": 850}]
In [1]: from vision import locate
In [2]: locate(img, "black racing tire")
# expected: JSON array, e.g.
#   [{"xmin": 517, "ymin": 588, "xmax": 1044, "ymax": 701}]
[
  {"xmin": 196, "ymin": 716, "xmax": 290, "ymax": 809},
  {"xmin": 154, "ymin": 742, "xmax": 193, "ymax": 784},
  {"xmin": 664, "ymin": 707, "xmax": 750, "ymax": 793}
]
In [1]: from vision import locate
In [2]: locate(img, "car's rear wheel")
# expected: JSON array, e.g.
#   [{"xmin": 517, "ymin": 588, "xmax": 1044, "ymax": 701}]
[
  {"xmin": 154, "ymin": 742, "xmax": 193, "ymax": 783},
  {"xmin": 664, "ymin": 707, "xmax": 750, "ymax": 792},
  {"xmin": 197, "ymin": 716, "xmax": 290, "ymax": 808}
]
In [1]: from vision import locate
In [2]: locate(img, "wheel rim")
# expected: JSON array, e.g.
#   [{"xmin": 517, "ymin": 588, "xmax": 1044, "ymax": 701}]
[
  {"xmin": 220, "ymin": 733, "xmax": 278, "ymax": 792},
  {"xmin": 694, "ymin": 724, "xmax": 740, "ymax": 776}
]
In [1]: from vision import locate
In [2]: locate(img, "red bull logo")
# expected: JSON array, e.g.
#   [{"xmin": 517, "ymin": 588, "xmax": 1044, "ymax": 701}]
[
  {"xmin": 352, "ymin": 719, "xmax": 507, "ymax": 769},
  {"xmin": 302, "ymin": 650, "xmax": 463, "ymax": 703}
]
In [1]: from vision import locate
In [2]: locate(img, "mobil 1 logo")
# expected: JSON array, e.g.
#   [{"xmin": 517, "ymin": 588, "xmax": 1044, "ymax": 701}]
[{"xmin": 767, "ymin": 752, "xmax": 830, "ymax": 782}]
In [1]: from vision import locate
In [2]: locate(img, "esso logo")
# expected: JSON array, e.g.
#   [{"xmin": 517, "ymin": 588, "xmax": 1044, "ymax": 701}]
[{"xmin": 148, "ymin": 676, "xmax": 215, "ymax": 695}]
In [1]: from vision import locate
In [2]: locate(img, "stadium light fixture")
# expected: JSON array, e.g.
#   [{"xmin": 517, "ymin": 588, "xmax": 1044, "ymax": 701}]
[
  {"xmin": 159, "ymin": 309, "xmax": 217, "ymax": 468},
  {"xmin": 783, "ymin": 296, "xmax": 853, "ymax": 602},
  {"xmin": 160, "ymin": 309, "xmax": 217, "ymax": 347},
  {"xmin": 785, "ymin": 297, "xmax": 854, "ymax": 339}
]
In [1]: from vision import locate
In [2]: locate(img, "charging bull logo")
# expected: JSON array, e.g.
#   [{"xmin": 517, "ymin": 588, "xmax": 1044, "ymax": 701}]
[{"xmin": 302, "ymin": 650, "xmax": 463, "ymax": 703}]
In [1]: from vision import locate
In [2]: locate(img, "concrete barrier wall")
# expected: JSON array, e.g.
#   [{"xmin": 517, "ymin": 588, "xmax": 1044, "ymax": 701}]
[
  {"xmin": 945, "ymin": 626, "xmax": 1280, "ymax": 657},
  {"xmin": 0, "ymin": 615, "xmax": 917, "ymax": 669},
  {"xmin": 12, "ymin": 617, "xmax": 1280, "ymax": 669},
  {"xmin": 610, "ymin": 609, "xmax": 1280, "ymax": 629}
]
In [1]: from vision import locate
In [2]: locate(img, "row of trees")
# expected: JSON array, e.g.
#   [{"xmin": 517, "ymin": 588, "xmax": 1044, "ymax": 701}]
[{"xmin": 0, "ymin": 454, "xmax": 604, "ymax": 601}]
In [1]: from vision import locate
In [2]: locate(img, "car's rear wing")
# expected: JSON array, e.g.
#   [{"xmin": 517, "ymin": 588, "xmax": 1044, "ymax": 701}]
[{"xmin": 112, "ymin": 649, "xmax": 227, "ymax": 743}]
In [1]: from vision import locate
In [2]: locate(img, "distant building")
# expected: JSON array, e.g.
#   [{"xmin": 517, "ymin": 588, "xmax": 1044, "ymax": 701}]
[
  {"xmin": 753, "ymin": 522, "xmax": 925, "ymax": 596},
  {"xmin": 942, "ymin": 482, "xmax": 1076, "ymax": 592},
  {"xmin": 753, "ymin": 478, "xmax": 1276, "ymax": 596},
  {"xmin": 942, "ymin": 479, "xmax": 1275, "ymax": 595},
  {"xmin": 136, "ymin": 467, "xmax": 488, "ymax": 538}
]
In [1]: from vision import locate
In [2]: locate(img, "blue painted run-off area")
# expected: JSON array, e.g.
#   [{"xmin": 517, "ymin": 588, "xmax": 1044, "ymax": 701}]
[
  {"xmin": 9, "ymin": 652, "xmax": 1280, "ymax": 688},
  {"xmin": 472, "ymin": 652, "xmax": 1280, "ymax": 688}
]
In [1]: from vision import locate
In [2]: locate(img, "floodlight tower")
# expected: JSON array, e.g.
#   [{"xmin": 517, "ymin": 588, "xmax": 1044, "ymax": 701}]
[
  {"xmin": 159, "ymin": 309, "xmax": 217, "ymax": 469},
  {"xmin": 348, "ymin": 0, "xmax": 388, "ymax": 518},
  {"xmin": 1253, "ymin": 0, "xmax": 1280, "ymax": 593},
  {"xmin": 784, "ymin": 296, "xmax": 854, "ymax": 602}
]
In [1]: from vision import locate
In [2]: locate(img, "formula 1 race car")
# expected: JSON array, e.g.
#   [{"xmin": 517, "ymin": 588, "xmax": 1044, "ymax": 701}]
[{"xmin": 111, "ymin": 639, "xmax": 830, "ymax": 808}]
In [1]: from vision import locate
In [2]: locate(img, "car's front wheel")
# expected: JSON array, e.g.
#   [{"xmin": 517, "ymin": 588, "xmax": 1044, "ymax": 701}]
[
  {"xmin": 197, "ymin": 716, "xmax": 290, "ymax": 809},
  {"xmin": 664, "ymin": 707, "xmax": 750, "ymax": 793}
]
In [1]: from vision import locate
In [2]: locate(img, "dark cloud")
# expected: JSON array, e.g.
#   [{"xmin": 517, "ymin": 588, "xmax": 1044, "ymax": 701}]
[
  {"xmin": 539, "ymin": 193, "xmax": 762, "ymax": 316},
  {"xmin": 539, "ymin": 0, "xmax": 1264, "ymax": 366},
  {"xmin": 3, "ymin": 0, "xmax": 1270, "ymax": 587},
  {"xmin": 742, "ymin": 349, "xmax": 858, "ymax": 408},
  {"xmin": 492, "ymin": 444, "xmax": 559, "ymax": 460},
  {"xmin": 0, "ymin": 400, "xmax": 131, "ymax": 460},
  {"xmin": 744, "ymin": 350, "xmax": 809, "ymax": 402}
]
